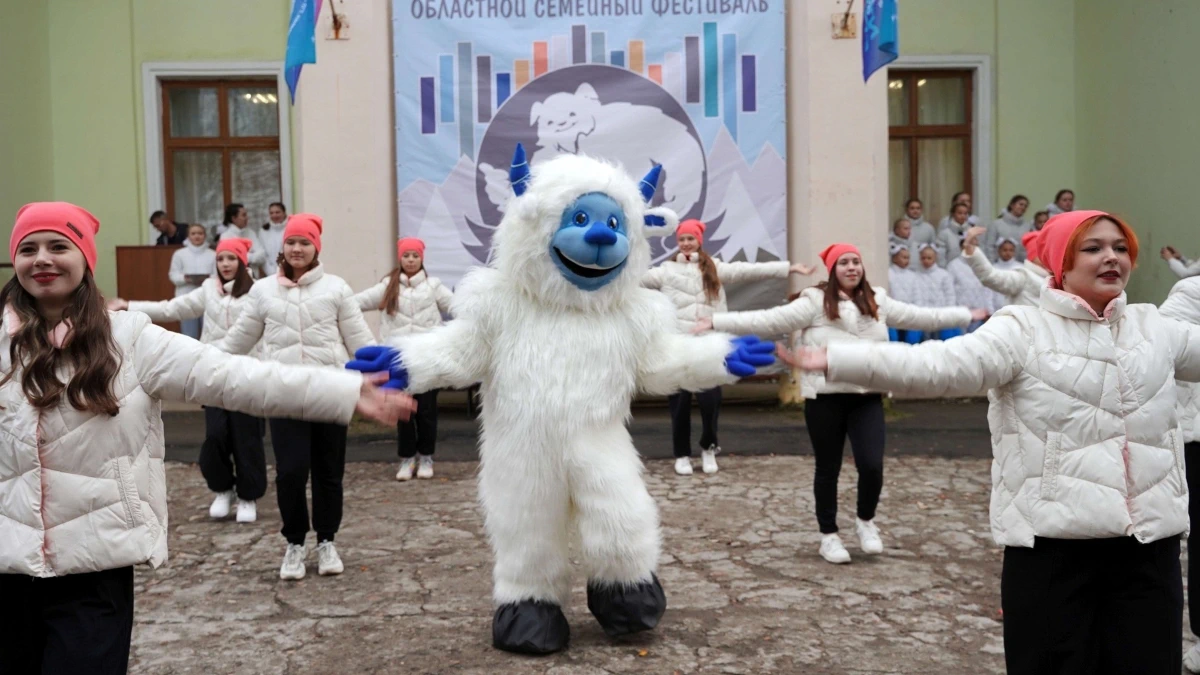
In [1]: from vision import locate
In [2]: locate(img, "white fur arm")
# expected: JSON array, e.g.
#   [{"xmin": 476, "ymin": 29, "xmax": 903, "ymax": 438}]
[
  {"xmin": 129, "ymin": 285, "xmax": 206, "ymax": 323},
  {"xmin": 353, "ymin": 280, "xmax": 388, "ymax": 312},
  {"xmin": 391, "ymin": 319, "xmax": 490, "ymax": 393},
  {"xmin": 637, "ymin": 331, "xmax": 738, "ymax": 395},
  {"xmin": 828, "ymin": 313, "xmax": 1025, "ymax": 397},
  {"xmin": 716, "ymin": 260, "xmax": 790, "ymax": 285}
]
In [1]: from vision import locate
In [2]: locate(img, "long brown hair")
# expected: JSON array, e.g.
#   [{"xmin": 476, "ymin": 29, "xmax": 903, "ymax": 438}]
[
  {"xmin": 0, "ymin": 273, "xmax": 122, "ymax": 415},
  {"xmin": 276, "ymin": 252, "xmax": 319, "ymax": 281},
  {"xmin": 816, "ymin": 268, "xmax": 878, "ymax": 322},
  {"xmin": 691, "ymin": 249, "xmax": 721, "ymax": 302},
  {"xmin": 225, "ymin": 260, "xmax": 254, "ymax": 298},
  {"xmin": 379, "ymin": 263, "xmax": 424, "ymax": 315}
]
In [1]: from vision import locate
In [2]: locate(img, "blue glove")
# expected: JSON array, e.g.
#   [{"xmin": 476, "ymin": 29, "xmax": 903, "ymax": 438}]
[
  {"xmin": 725, "ymin": 336, "xmax": 776, "ymax": 377},
  {"xmin": 346, "ymin": 345, "xmax": 409, "ymax": 391}
]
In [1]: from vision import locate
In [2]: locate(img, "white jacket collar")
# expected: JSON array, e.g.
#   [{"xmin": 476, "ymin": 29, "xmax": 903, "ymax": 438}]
[
  {"xmin": 1039, "ymin": 279, "xmax": 1126, "ymax": 323},
  {"xmin": 277, "ymin": 262, "xmax": 325, "ymax": 288},
  {"xmin": 401, "ymin": 270, "xmax": 427, "ymax": 288},
  {"xmin": 675, "ymin": 252, "xmax": 700, "ymax": 265}
]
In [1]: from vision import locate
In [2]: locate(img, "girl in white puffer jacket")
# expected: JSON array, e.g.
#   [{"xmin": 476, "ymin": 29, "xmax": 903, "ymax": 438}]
[
  {"xmin": 215, "ymin": 213, "xmax": 378, "ymax": 582},
  {"xmin": 355, "ymin": 237, "xmax": 454, "ymax": 481},
  {"xmin": 789, "ymin": 211, "xmax": 1200, "ymax": 675},
  {"xmin": 642, "ymin": 219, "xmax": 811, "ymax": 476},
  {"xmin": 0, "ymin": 202, "xmax": 413, "ymax": 674},
  {"xmin": 698, "ymin": 243, "xmax": 977, "ymax": 566},
  {"xmin": 111, "ymin": 238, "xmax": 267, "ymax": 525}
]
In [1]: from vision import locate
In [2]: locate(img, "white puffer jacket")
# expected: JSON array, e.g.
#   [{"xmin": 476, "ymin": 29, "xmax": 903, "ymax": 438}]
[
  {"xmin": 0, "ymin": 310, "xmax": 364, "ymax": 577},
  {"xmin": 215, "ymin": 264, "xmax": 374, "ymax": 366},
  {"xmin": 129, "ymin": 278, "xmax": 252, "ymax": 345},
  {"xmin": 1160, "ymin": 277, "xmax": 1200, "ymax": 444},
  {"xmin": 910, "ymin": 263, "xmax": 956, "ymax": 308},
  {"xmin": 963, "ymin": 248, "xmax": 1048, "ymax": 307},
  {"xmin": 826, "ymin": 287, "xmax": 1200, "ymax": 547},
  {"xmin": 712, "ymin": 286, "xmax": 971, "ymax": 399},
  {"xmin": 642, "ymin": 254, "xmax": 791, "ymax": 332},
  {"xmin": 354, "ymin": 270, "xmax": 454, "ymax": 339}
]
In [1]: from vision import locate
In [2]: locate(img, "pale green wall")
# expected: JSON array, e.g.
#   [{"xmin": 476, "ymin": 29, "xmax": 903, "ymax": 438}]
[
  {"xmin": 0, "ymin": 0, "xmax": 54, "ymax": 272},
  {"xmin": 21, "ymin": 0, "xmax": 288, "ymax": 295},
  {"xmin": 898, "ymin": 0, "xmax": 1075, "ymax": 220},
  {"xmin": 1075, "ymin": 0, "xmax": 1200, "ymax": 304}
]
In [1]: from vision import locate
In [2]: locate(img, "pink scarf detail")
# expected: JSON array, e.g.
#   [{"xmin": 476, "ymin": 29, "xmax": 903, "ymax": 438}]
[{"xmin": 4, "ymin": 305, "xmax": 73, "ymax": 347}]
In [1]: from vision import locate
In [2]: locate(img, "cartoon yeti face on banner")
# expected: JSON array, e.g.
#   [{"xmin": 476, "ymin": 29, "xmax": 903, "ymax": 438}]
[
  {"xmin": 473, "ymin": 66, "xmax": 708, "ymax": 266},
  {"xmin": 494, "ymin": 146, "xmax": 677, "ymax": 310}
]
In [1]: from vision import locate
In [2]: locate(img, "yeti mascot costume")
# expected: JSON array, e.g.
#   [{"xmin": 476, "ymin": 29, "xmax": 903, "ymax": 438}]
[{"xmin": 348, "ymin": 145, "xmax": 774, "ymax": 654}]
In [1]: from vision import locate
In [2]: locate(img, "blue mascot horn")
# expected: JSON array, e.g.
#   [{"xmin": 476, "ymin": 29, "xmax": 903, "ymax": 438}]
[
  {"xmin": 638, "ymin": 165, "xmax": 662, "ymax": 203},
  {"xmin": 510, "ymin": 143, "xmax": 531, "ymax": 197}
]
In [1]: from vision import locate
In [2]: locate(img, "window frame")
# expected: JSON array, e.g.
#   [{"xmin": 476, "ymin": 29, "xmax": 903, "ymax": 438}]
[{"xmin": 888, "ymin": 68, "xmax": 974, "ymax": 209}]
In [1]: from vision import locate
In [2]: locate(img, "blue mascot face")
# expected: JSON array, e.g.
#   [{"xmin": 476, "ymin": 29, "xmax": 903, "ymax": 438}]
[{"xmin": 549, "ymin": 192, "xmax": 631, "ymax": 290}]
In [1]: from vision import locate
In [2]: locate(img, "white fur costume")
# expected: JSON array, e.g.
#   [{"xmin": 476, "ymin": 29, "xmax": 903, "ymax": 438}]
[{"xmin": 388, "ymin": 153, "xmax": 743, "ymax": 649}]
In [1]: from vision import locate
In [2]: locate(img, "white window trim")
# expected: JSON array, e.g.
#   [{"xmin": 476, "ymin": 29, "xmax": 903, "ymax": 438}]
[
  {"xmin": 142, "ymin": 61, "xmax": 293, "ymax": 244},
  {"xmin": 887, "ymin": 54, "xmax": 993, "ymax": 224}
]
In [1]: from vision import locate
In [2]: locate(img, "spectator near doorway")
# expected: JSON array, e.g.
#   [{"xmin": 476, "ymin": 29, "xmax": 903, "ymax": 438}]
[{"xmin": 151, "ymin": 211, "xmax": 187, "ymax": 246}]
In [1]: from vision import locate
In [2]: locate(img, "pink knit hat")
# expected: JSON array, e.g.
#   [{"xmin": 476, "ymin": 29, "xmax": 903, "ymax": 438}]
[
  {"xmin": 1040, "ymin": 210, "xmax": 1111, "ymax": 284},
  {"xmin": 819, "ymin": 243, "xmax": 861, "ymax": 273},
  {"xmin": 397, "ymin": 237, "xmax": 425, "ymax": 258},
  {"xmin": 282, "ymin": 213, "xmax": 324, "ymax": 252},
  {"xmin": 1021, "ymin": 231, "xmax": 1041, "ymax": 263},
  {"xmin": 10, "ymin": 202, "xmax": 101, "ymax": 272},
  {"xmin": 216, "ymin": 238, "xmax": 253, "ymax": 266},
  {"xmin": 676, "ymin": 219, "xmax": 706, "ymax": 241}
]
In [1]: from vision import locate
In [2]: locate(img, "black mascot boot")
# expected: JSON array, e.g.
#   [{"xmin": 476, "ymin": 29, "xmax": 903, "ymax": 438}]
[
  {"xmin": 492, "ymin": 600, "xmax": 570, "ymax": 655},
  {"xmin": 586, "ymin": 573, "xmax": 667, "ymax": 638}
]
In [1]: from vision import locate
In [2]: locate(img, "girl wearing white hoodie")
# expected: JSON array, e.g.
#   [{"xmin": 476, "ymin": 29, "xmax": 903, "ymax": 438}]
[
  {"xmin": 985, "ymin": 195, "xmax": 1031, "ymax": 262},
  {"xmin": 111, "ymin": 238, "xmax": 266, "ymax": 524},
  {"xmin": 696, "ymin": 244, "xmax": 980, "ymax": 564},
  {"xmin": 355, "ymin": 237, "xmax": 454, "ymax": 481},
  {"xmin": 0, "ymin": 202, "xmax": 413, "ymax": 675},
  {"xmin": 215, "ymin": 213, "xmax": 378, "ymax": 581},
  {"xmin": 786, "ymin": 211, "xmax": 1199, "ymax": 675},
  {"xmin": 643, "ymin": 218, "xmax": 812, "ymax": 476},
  {"xmin": 167, "ymin": 224, "xmax": 216, "ymax": 339}
]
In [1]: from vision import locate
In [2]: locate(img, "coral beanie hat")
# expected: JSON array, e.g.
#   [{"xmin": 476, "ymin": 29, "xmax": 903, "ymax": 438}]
[
  {"xmin": 282, "ymin": 213, "xmax": 324, "ymax": 252},
  {"xmin": 10, "ymin": 202, "xmax": 101, "ymax": 271}
]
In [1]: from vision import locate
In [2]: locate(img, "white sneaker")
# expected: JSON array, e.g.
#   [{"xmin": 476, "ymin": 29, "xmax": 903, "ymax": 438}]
[
  {"xmin": 819, "ymin": 533, "xmax": 851, "ymax": 564},
  {"xmin": 208, "ymin": 490, "xmax": 235, "ymax": 519},
  {"xmin": 1185, "ymin": 643, "xmax": 1200, "ymax": 673},
  {"xmin": 317, "ymin": 541, "xmax": 344, "ymax": 576},
  {"xmin": 856, "ymin": 518, "xmax": 883, "ymax": 554},
  {"xmin": 235, "ymin": 499, "xmax": 257, "ymax": 523},
  {"xmin": 701, "ymin": 447, "xmax": 720, "ymax": 474},
  {"xmin": 396, "ymin": 457, "xmax": 415, "ymax": 481},
  {"xmin": 674, "ymin": 457, "xmax": 694, "ymax": 475},
  {"xmin": 417, "ymin": 455, "xmax": 434, "ymax": 479},
  {"xmin": 279, "ymin": 544, "xmax": 306, "ymax": 580}
]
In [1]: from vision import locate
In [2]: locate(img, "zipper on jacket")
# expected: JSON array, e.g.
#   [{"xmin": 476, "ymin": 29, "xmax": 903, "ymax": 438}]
[{"xmin": 35, "ymin": 413, "xmax": 50, "ymax": 568}]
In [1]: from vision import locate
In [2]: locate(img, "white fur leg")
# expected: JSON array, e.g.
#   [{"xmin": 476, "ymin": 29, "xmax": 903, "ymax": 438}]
[
  {"xmin": 478, "ymin": 436, "xmax": 573, "ymax": 607},
  {"xmin": 567, "ymin": 422, "xmax": 661, "ymax": 585}
]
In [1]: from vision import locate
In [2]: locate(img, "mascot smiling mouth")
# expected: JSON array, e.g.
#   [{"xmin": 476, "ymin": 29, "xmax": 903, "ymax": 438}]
[{"xmin": 553, "ymin": 247, "xmax": 622, "ymax": 278}]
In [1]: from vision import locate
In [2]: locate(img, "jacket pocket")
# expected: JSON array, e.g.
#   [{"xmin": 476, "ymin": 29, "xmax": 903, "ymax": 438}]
[
  {"xmin": 114, "ymin": 456, "xmax": 146, "ymax": 529},
  {"xmin": 1040, "ymin": 431, "xmax": 1062, "ymax": 501}
]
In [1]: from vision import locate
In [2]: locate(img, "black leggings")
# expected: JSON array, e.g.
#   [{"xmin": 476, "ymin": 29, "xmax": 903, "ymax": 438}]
[
  {"xmin": 804, "ymin": 393, "xmax": 885, "ymax": 534},
  {"xmin": 668, "ymin": 387, "xmax": 722, "ymax": 458},
  {"xmin": 398, "ymin": 389, "xmax": 439, "ymax": 458},
  {"xmin": 1187, "ymin": 441, "xmax": 1200, "ymax": 637}
]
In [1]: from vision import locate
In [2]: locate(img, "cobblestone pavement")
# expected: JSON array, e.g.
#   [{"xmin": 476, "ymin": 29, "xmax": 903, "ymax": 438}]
[{"xmin": 129, "ymin": 454, "xmax": 1034, "ymax": 675}]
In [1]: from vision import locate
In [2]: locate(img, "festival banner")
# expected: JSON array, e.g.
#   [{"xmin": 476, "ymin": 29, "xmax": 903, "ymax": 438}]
[{"xmin": 393, "ymin": 0, "xmax": 787, "ymax": 294}]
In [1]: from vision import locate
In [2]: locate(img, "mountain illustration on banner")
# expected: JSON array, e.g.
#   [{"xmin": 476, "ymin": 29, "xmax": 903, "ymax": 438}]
[{"xmin": 398, "ymin": 125, "xmax": 786, "ymax": 283}]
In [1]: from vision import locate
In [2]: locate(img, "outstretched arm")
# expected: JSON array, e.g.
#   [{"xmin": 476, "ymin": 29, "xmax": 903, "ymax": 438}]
[
  {"xmin": 709, "ymin": 292, "xmax": 822, "ymax": 337},
  {"xmin": 963, "ymin": 248, "xmax": 1029, "ymax": 298},
  {"xmin": 390, "ymin": 318, "xmax": 490, "ymax": 393},
  {"xmin": 715, "ymin": 260, "xmax": 792, "ymax": 284},
  {"xmin": 353, "ymin": 280, "xmax": 388, "ymax": 313},
  {"xmin": 128, "ymin": 285, "xmax": 206, "ymax": 323},
  {"xmin": 882, "ymin": 294, "xmax": 972, "ymax": 331},
  {"xmin": 824, "ymin": 314, "xmax": 1026, "ymax": 397},
  {"xmin": 211, "ymin": 289, "xmax": 266, "ymax": 354},
  {"xmin": 1168, "ymin": 256, "xmax": 1200, "ymax": 279}
]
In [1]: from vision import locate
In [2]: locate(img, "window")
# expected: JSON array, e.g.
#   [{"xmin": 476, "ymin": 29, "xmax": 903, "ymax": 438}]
[
  {"xmin": 888, "ymin": 70, "xmax": 973, "ymax": 222},
  {"xmin": 161, "ymin": 79, "xmax": 282, "ymax": 231}
]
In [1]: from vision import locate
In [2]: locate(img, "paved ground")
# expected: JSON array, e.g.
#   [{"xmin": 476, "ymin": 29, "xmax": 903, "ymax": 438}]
[{"xmin": 134, "ymin": 398, "xmax": 1195, "ymax": 673}]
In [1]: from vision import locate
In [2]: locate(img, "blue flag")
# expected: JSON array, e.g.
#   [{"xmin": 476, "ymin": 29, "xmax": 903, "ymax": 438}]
[
  {"xmin": 862, "ymin": 0, "xmax": 899, "ymax": 82},
  {"xmin": 284, "ymin": 0, "xmax": 322, "ymax": 103}
]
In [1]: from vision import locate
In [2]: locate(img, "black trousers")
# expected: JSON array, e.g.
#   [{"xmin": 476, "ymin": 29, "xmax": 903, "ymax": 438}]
[
  {"xmin": 398, "ymin": 389, "xmax": 439, "ymax": 458},
  {"xmin": 0, "ymin": 566, "xmax": 135, "ymax": 675},
  {"xmin": 1188, "ymin": 441, "xmax": 1200, "ymax": 637},
  {"xmin": 199, "ymin": 407, "xmax": 267, "ymax": 501},
  {"xmin": 1001, "ymin": 535, "xmax": 1183, "ymax": 675},
  {"xmin": 668, "ymin": 387, "xmax": 721, "ymax": 458},
  {"xmin": 804, "ymin": 393, "xmax": 886, "ymax": 534},
  {"xmin": 269, "ymin": 419, "xmax": 348, "ymax": 546}
]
